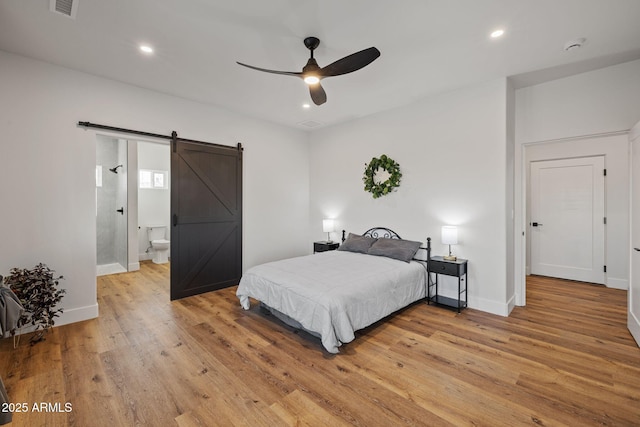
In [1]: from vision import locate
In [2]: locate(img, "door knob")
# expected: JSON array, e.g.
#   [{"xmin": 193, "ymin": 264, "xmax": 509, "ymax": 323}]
[
  {"xmin": 635, "ymin": 247, "xmax": 640, "ymax": 252},
  {"xmin": 531, "ymin": 222, "xmax": 543, "ymax": 227},
  {"xmin": 116, "ymin": 207, "xmax": 124, "ymax": 215}
]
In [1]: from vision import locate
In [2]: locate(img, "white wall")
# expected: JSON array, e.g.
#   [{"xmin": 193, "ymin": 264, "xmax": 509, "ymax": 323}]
[
  {"xmin": 127, "ymin": 141, "xmax": 139, "ymax": 272},
  {"xmin": 516, "ymin": 60, "xmax": 640, "ymax": 143},
  {"xmin": 309, "ymin": 79, "xmax": 511, "ymax": 316},
  {"xmin": 629, "ymin": 119, "xmax": 640, "ymax": 346},
  {"xmin": 505, "ymin": 79, "xmax": 516, "ymax": 310},
  {"xmin": 0, "ymin": 50, "xmax": 310, "ymax": 327},
  {"xmin": 514, "ymin": 59, "xmax": 640, "ymax": 302}
]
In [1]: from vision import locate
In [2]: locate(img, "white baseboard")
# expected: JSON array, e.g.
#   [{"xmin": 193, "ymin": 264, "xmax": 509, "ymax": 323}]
[
  {"xmin": 139, "ymin": 253, "xmax": 171, "ymax": 263},
  {"xmin": 57, "ymin": 303, "xmax": 99, "ymax": 326},
  {"xmin": 469, "ymin": 296, "xmax": 510, "ymax": 317},
  {"xmin": 628, "ymin": 308, "xmax": 640, "ymax": 348},
  {"xmin": 606, "ymin": 277, "xmax": 628, "ymax": 290},
  {"xmin": 128, "ymin": 262, "xmax": 140, "ymax": 272},
  {"xmin": 139, "ymin": 253, "xmax": 152, "ymax": 261},
  {"xmin": 4, "ymin": 303, "xmax": 99, "ymax": 338},
  {"xmin": 506, "ymin": 293, "xmax": 516, "ymax": 314}
]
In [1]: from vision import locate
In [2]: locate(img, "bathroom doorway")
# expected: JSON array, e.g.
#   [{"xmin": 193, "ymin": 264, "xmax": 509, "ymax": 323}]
[
  {"xmin": 95, "ymin": 136, "xmax": 171, "ymax": 276},
  {"xmin": 96, "ymin": 135, "xmax": 128, "ymax": 275},
  {"xmin": 137, "ymin": 141, "xmax": 171, "ymax": 264}
]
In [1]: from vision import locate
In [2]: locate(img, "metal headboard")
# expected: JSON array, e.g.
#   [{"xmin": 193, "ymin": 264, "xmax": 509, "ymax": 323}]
[
  {"xmin": 341, "ymin": 227, "xmax": 431, "ymax": 262},
  {"xmin": 363, "ymin": 227, "xmax": 402, "ymax": 240},
  {"xmin": 341, "ymin": 227, "xmax": 401, "ymax": 242}
]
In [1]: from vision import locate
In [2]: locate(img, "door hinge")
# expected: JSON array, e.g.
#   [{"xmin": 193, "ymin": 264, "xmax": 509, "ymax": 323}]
[
  {"xmin": 604, "ymin": 265, "xmax": 607, "ymax": 273},
  {"xmin": 603, "ymin": 168, "xmax": 607, "ymax": 176}
]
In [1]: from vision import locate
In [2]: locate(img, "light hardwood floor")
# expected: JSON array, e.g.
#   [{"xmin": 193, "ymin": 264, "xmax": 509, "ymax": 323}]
[{"xmin": 1, "ymin": 261, "xmax": 639, "ymax": 426}]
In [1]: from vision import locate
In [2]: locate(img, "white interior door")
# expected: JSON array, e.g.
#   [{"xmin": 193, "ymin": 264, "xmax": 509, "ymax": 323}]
[
  {"xmin": 629, "ymin": 124, "xmax": 640, "ymax": 347},
  {"xmin": 530, "ymin": 156, "xmax": 605, "ymax": 283}
]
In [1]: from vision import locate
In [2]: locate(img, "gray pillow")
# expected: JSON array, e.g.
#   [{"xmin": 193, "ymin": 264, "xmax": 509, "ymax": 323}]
[
  {"xmin": 368, "ymin": 238, "xmax": 421, "ymax": 262},
  {"xmin": 338, "ymin": 233, "xmax": 378, "ymax": 254}
]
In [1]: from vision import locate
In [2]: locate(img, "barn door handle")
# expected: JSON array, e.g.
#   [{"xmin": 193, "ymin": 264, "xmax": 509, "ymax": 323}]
[{"xmin": 173, "ymin": 214, "xmax": 178, "ymax": 227}]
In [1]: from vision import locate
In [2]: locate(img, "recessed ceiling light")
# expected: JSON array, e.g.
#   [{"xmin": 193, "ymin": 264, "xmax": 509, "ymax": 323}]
[
  {"xmin": 139, "ymin": 45, "xmax": 154, "ymax": 54},
  {"xmin": 490, "ymin": 29, "xmax": 505, "ymax": 38},
  {"xmin": 302, "ymin": 103, "xmax": 311, "ymax": 109}
]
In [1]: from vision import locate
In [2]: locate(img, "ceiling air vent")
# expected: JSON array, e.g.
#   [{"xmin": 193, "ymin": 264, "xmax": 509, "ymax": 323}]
[
  {"xmin": 298, "ymin": 120, "xmax": 324, "ymax": 129},
  {"xmin": 50, "ymin": 0, "xmax": 78, "ymax": 19}
]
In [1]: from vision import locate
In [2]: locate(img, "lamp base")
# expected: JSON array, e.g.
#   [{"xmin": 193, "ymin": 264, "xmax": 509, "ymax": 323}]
[{"xmin": 443, "ymin": 255, "xmax": 457, "ymax": 261}]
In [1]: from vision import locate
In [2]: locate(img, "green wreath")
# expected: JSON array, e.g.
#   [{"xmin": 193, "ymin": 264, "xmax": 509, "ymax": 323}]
[{"xmin": 363, "ymin": 154, "xmax": 402, "ymax": 199}]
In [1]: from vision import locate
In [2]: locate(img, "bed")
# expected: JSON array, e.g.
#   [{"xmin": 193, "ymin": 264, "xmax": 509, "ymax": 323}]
[{"xmin": 236, "ymin": 227, "xmax": 431, "ymax": 353}]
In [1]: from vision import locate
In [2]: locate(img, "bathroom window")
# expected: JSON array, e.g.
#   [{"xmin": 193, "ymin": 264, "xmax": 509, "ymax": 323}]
[
  {"xmin": 154, "ymin": 172, "xmax": 164, "ymax": 188},
  {"xmin": 139, "ymin": 169, "xmax": 168, "ymax": 189}
]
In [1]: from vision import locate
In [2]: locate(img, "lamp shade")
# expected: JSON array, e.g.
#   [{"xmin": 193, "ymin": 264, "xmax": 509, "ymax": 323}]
[
  {"xmin": 322, "ymin": 219, "xmax": 335, "ymax": 233},
  {"xmin": 441, "ymin": 226, "xmax": 458, "ymax": 245}
]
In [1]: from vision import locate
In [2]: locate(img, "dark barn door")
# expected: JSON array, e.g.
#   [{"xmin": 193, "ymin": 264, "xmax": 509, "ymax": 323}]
[{"xmin": 170, "ymin": 138, "xmax": 242, "ymax": 300}]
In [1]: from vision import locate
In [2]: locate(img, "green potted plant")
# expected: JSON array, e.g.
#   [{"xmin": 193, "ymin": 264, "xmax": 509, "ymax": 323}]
[{"xmin": 4, "ymin": 263, "xmax": 65, "ymax": 344}]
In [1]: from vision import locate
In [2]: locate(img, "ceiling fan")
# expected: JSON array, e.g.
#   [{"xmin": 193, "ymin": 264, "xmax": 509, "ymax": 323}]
[{"xmin": 236, "ymin": 37, "xmax": 381, "ymax": 106}]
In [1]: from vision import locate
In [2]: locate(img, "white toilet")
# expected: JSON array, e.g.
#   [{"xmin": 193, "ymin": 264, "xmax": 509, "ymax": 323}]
[{"xmin": 147, "ymin": 226, "xmax": 170, "ymax": 264}]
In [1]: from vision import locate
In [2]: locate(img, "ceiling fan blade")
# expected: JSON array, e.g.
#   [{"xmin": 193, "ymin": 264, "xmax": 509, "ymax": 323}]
[
  {"xmin": 236, "ymin": 62, "xmax": 302, "ymax": 77},
  {"xmin": 309, "ymin": 83, "xmax": 327, "ymax": 105},
  {"xmin": 319, "ymin": 47, "xmax": 380, "ymax": 78}
]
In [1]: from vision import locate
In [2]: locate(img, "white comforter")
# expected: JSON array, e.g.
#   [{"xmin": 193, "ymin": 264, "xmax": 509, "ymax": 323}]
[{"xmin": 236, "ymin": 250, "xmax": 427, "ymax": 353}]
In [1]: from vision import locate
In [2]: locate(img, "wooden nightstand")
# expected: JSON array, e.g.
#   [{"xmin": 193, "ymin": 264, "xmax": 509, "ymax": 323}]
[
  {"xmin": 427, "ymin": 256, "xmax": 468, "ymax": 312},
  {"xmin": 314, "ymin": 241, "xmax": 339, "ymax": 253}
]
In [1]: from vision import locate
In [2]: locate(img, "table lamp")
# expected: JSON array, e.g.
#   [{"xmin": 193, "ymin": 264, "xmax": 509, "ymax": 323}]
[
  {"xmin": 441, "ymin": 225, "xmax": 458, "ymax": 261},
  {"xmin": 323, "ymin": 219, "xmax": 335, "ymax": 243}
]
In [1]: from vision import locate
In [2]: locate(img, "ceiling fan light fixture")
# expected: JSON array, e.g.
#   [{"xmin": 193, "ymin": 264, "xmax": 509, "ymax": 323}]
[
  {"xmin": 236, "ymin": 36, "xmax": 380, "ymax": 105},
  {"xmin": 304, "ymin": 75, "xmax": 320, "ymax": 85}
]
